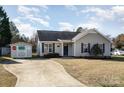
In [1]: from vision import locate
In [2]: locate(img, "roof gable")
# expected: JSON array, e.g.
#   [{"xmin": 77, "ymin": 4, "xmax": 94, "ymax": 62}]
[
  {"xmin": 72, "ymin": 29, "xmax": 111, "ymax": 42},
  {"xmin": 37, "ymin": 30, "xmax": 79, "ymax": 41}
]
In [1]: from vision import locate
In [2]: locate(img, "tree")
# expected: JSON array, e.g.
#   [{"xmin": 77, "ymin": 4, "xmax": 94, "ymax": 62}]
[
  {"xmin": 90, "ymin": 44, "xmax": 103, "ymax": 56},
  {"xmin": 9, "ymin": 21, "xmax": 30, "ymax": 43},
  {"xmin": 0, "ymin": 6, "xmax": 12, "ymax": 47},
  {"xmin": 29, "ymin": 32, "xmax": 37, "ymax": 52},
  {"xmin": 9, "ymin": 21, "xmax": 20, "ymax": 43},
  {"xmin": 76, "ymin": 27, "xmax": 83, "ymax": 33},
  {"xmin": 76, "ymin": 27, "xmax": 88, "ymax": 33},
  {"xmin": 113, "ymin": 34, "xmax": 124, "ymax": 49}
]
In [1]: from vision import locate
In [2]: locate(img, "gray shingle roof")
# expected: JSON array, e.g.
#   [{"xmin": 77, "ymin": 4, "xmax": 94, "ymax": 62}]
[{"xmin": 37, "ymin": 30, "xmax": 79, "ymax": 41}]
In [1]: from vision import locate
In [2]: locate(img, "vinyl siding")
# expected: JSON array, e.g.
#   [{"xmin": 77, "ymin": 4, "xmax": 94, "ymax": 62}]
[{"xmin": 74, "ymin": 33, "xmax": 111, "ymax": 56}]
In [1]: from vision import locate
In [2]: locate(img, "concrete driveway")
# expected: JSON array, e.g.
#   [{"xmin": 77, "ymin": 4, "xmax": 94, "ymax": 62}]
[{"xmin": 4, "ymin": 59, "xmax": 85, "ymax": 87}]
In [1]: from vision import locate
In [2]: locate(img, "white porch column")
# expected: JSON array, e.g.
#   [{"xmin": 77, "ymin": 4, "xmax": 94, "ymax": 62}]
[
  {"xmin": 40, "ymin": 42, "xmax": 42, "ymax": 56},
  {"xmin": 74, "ymin": 42, "xmax": 76, "ymax": 56},
  {"xmin": 61, "ymin": 42, "xmax": 63, "ymax": 56}
]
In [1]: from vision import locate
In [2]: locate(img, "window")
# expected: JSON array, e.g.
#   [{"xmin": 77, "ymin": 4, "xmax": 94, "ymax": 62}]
[
  {"xmin": 49, "ymin": 44, "xmax": 53, "ymax": 52},
  {"xmin": 81, "ymin": 43, "xmax": 89, "ymax": 53},
  {"xmin": 84, "ymin": 44, "xmax": 88, "ymax": 52},
  {"xmin": 44, "ymin": 44, "xmax": 48, "ymax": 53},
  {"xmin": 44, "ymin": 43, "xmax": 53, "ymax": 53},
  {"xmin": 98, "ymin": 44, "xmax": 105, "ymax": 53},
  {"xmin": 98, "ymin": 44, "xmax": 103, "ymax": 50},
  {"xmin": 18, "ymin": 46, "xmax": 25, "ymax": 50}
]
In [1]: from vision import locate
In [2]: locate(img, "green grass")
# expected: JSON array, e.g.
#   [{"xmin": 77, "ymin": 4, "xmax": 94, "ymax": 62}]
[
  {"xmin": 53, "ymin": 56, "xmax": 124, "ymax": 87},
  {"xmin": 0, "ymin": 57, "xmax": 17, "ymax": 87},
  {"xmin": 111, "ymin": 55, "xmax": 124, "ymax": 61}
]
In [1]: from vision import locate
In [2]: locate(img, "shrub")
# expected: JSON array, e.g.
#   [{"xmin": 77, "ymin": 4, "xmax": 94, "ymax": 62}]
[
  {"xmin": 90, "ymin": 44, "xmax": 103, "ymax": 56},
  {"xmin": 44, "ymin": 53, "xmax": 60, "ymax": 58}
]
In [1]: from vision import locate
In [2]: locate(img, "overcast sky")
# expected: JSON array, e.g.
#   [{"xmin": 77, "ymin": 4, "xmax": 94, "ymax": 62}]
[{"xmin": 2, "ymin": 5, "xmax": 124, "ymax": 37}]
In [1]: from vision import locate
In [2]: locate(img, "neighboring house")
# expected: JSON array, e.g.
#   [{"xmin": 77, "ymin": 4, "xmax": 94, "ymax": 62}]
[
  {"xmin": 37, "ymin": 29, "xmax": 111, "ymax": 57},
  {"xmin": 11, "ymin": 42, "xmax": 32, "ymax": 58}
]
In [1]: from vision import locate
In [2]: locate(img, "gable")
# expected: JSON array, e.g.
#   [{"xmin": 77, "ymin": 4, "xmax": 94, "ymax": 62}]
[{"xmin": 73, "ymin": 29, "xmax": 111, "ymax": 43}]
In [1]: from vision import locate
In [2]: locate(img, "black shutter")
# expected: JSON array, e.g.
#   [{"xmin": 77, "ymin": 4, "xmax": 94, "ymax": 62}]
[
  {"xmin": 88, "ymin": 43, "xmax": 90, "ymax": 53},
  {"xmin": 42, "ymin": 43, "xmax": 44, "ymax": 53},
  {"xmin": 53, "ymin": 43, "xmax": 55, "ymax": 53},
  {"xmin": 103, "ymin": 43, "xmax": 105, "ymax": 53},
  {"xmin": 81, "ymin": 43, "xmax": 83, "ymax": 53}
]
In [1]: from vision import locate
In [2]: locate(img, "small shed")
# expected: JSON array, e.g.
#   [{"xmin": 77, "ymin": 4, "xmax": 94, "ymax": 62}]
[{"xmin": 11, "ymin": 42, "xmax": 32, "ymax": 58}]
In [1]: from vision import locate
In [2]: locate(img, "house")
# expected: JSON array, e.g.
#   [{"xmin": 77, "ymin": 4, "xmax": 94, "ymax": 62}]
[
  {"xmin": 11, "ymin": 42, "xmax": 32, "ymax": 58},
  {"xmin": 37, "ymin": 29, "xmax": 111, "ymax": 57}
]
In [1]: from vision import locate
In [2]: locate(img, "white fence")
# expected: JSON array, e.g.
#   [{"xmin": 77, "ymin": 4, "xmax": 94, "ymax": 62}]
[{"xmin": 0, "ymin": 47, "xmax": 10, "ymax": 56}]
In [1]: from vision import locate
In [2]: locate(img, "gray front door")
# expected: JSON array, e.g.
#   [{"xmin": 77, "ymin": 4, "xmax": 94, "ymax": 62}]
[{"xmin": 64, "ymin": 45, "xmax": 68, "ymax": 56}]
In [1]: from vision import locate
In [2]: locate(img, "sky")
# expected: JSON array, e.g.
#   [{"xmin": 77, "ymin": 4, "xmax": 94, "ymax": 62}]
[{"xmin": 2, "ymin": 5, "xmax": 124, "ymax": 38}]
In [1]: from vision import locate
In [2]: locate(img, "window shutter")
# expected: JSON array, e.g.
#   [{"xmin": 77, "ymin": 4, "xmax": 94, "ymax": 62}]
[
  {"xmin": 81, "ymin": 43, "xmax": 84, "ymax": 53},
  {"xmin": 53, "ymin": 43, "xmax": 55, "ymax": 53},
  {"xmin": 88, "ymin": 43, "xmax": 90, "ymax": 53},
  {"xmin": 103, "ymin": 43, "xmax": 105, "ymax": 53},
  {"xmin": 42, "ymin": 43, "xmax": 44, "ymax": 53}
]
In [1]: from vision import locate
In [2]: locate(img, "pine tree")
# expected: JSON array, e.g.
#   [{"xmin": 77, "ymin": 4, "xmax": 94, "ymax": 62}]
[
  {"xmin": 9, "ymin": 21, "xmax": 20, "ymax": 43},
  {"xmin": 0, "ymin": 6, "xmax": 12, "ymax": 47}
]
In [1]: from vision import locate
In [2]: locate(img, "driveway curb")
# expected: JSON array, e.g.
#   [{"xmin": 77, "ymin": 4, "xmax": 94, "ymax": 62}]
[{"xmin": 3, "ymin": 65, "xmax": 19, "ymax": 87}]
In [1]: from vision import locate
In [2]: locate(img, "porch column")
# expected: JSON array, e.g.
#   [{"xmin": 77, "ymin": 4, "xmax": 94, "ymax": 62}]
[
  {"xmin": 39, "ymin": 42, "xmax": 42, "ymax": 56},
  {"xmin": 74, "ymin": 42, "xmax": 76, "ymax": 56},
  {"xmin": 61, "ymin": 42, "xmax": 63, "ymax": 56}
]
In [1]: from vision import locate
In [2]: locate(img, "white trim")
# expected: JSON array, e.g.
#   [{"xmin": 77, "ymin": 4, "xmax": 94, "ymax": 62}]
[
  {"xmin": 94, "ymin": 30, "xmax": 112, "ymax": 43},
  {"xmin": 57, "ymin": 39, "xmax": 74, "ymax": 43},
  {"xmin": 39, "ymin": 41, "xmax": 59, "ymax": 43},
  {"xmin": 10, "ymin": 42, "xmax": 32, "ymax": 46}
]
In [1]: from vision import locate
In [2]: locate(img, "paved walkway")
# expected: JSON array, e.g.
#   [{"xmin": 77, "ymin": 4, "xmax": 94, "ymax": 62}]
[{"xmin": 4, "ymin": 59, "xmax": 85, "ymax": 87}]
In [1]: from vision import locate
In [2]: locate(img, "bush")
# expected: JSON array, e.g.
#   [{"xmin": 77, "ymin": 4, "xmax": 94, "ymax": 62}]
[
  {"xmin": 90, "ymin": 44, "xmax": 103, "ymax": 56},
  {"xmin": 44, "ymin": 53, "xmax": 60, "ymax": 58}
]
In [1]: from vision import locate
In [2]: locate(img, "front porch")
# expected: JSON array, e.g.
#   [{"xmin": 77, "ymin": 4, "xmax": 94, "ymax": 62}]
[{"xmin": 40, "ymin": 40, "xmax": 74, "ymax": 57}]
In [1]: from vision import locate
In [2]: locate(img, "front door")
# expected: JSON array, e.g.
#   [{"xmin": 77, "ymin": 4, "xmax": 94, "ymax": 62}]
[{"xmin": 64, "ymin": 45, "xmax": 68, "ymax": 56}]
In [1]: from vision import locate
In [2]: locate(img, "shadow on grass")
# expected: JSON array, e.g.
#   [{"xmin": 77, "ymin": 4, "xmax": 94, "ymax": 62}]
[
  {"xmin": 105, "ymin": 56, "xmax": 124, "ymax": 62},
  {"xmin": 81, "ymin": 56, "xmax": 124, "ymax": 62},
  {"xmin": 54, "ymin": 56, "xmax": 124, "ymax": 62},
  {"xmin": 0, "ymin": 57, "xmax": 21, "ymax": 64},
  {"xmin": 22, "ymin": 55, "xmax": 62, "ymax": 61}
]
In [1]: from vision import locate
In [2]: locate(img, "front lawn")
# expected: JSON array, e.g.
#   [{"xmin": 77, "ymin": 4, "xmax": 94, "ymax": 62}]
[
  {"xmin": 53, "ymin": 57, "xmax": 124, "ymax": 87},
  {"xmin": 0, "ymin": 57, "xmax": 17, "ymax": 87}
]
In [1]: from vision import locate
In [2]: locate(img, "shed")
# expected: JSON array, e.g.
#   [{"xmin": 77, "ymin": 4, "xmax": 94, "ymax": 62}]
[{"xmin": 11, "ymin": 42, "xmax": 32, "ymax": 58}]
